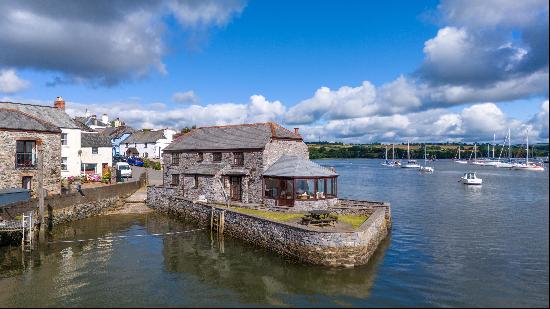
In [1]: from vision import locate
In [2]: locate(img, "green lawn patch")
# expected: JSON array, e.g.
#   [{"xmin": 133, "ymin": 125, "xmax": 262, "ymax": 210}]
[
  {"xmin": 338, "ymin": 214, "xmax": 369, "ymax": 229},
  {"xmin": 229, "ymin": 207, "xmax": 303, "ymax": 222},
  {"xmin": 228, "ymin": 207, "xmax": 369, "ymax": 229}
]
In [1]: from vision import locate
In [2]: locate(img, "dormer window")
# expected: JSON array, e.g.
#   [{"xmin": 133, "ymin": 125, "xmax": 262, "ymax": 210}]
[
  {"xmin": 212, "ymin": 152, "xmax": 222, "ymax": 162},
  {"xmin": 197, "ymin": 152, "xmax": 204, "ymax": 162}
]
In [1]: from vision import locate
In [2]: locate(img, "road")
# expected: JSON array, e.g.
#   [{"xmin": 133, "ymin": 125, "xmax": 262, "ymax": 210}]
[{"xmin": 129, "ymin": 166, "xmax": 163, "ymax": 186}]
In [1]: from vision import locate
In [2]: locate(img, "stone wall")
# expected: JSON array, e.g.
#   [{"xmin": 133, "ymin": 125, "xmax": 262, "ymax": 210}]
[
  {"xmin": 262, "ymin": 139, "xmax": 309, "ymax": 171},
  {"xmin": 147, "ymin": 185, "xmax": 391, "ymax": 267},
  {"xmin": 0, "ymin": 130, "xmax": 61, "ymax": 197},
  {"xmin": 1, "ymin": 175, "xmax": 145, "ymax": 225}
]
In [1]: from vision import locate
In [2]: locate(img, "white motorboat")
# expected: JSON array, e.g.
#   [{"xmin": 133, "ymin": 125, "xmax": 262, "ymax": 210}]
[
  {"xmin": 401, "ymin": 141, "xmax": 421, "ymax": 169},
  {"xmin": 461, "ymin": 172, "xmax": 482, "ymax": 185}
]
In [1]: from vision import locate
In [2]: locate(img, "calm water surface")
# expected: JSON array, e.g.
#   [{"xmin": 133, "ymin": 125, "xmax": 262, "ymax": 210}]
[{"xmin": 0, "ymin": 160, "xmax": 548, "ymax": 307}]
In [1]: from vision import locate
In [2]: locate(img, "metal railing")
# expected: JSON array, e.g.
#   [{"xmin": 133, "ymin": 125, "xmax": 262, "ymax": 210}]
[{"xmin": 15, "ymin": 153, "xmax": 36, "ymax": 168}]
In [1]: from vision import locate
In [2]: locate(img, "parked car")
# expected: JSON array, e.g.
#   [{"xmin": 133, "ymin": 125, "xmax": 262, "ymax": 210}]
[
  {"xmin": 115, "ymin": 162, "xmax": 132, "ymax": 178},
  {"xmin": 127, "ymin": 156, "xmax": 144, "ymax": 167}
]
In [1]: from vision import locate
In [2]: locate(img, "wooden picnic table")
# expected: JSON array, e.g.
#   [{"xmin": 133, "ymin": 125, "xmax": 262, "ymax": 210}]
[{"xmin": 301, "ymin": 210, "xmax": 337, "ymax": 226}]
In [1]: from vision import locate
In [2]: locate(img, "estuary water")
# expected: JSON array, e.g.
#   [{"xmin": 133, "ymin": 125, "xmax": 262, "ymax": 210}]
[{"xmin": 0, "ymin": 159, "xmax": 548, "ymax": 307}]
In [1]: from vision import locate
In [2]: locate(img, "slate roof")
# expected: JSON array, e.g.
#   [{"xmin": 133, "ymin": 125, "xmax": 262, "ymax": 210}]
[
  {"xmin": 81, "ymin": 133, "xmax": 112, "ymax": 148},
  {"xmin": 124, "ymin": 130, "xmax": 166, "ymax": 144},
  {"xmin": 0, "ymin": 102, "xmax": 79, "ymax": 129},
  {"xmin": 75, "ymin": 116, "xmax": 109, "ymax": 127},
  {"xmin": 0, "ymin": 108, "xmax": 61, "ymax": 133},
  {"xmin": 263, "ymin": 155, "xmax": 338, "ymax": 177},
  {"xmin": 165, "ymin": 122, "xmax": 302, "ymax": 151},
  {"xmin": 180, "ymin": 163, "xmax": 226, "ymax": 176},
  {"xmin": 99, "ymin": 126, "xmax": 135, "ymax": 138}
]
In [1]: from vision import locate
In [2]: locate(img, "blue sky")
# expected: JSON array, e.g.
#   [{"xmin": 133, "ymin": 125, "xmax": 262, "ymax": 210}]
[{"xmin": 0, "ymin": 0, "xmax": 548, "ymax": 143}]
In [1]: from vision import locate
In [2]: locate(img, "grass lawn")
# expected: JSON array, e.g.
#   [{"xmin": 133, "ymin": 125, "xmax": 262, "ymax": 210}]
[{"xmin": 228, "ymin": 207, "xmax": 369, "ymax": 229}]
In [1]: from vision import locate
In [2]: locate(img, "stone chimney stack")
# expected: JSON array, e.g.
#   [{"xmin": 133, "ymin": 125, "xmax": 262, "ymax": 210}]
[
  {"xmin": 102, "ymin": 113, "xmax": 109, "ymax": 125},
  {"xmin": 294, "ymin": 127, "xmax": 300, "ymax": 135},
  {"xmin": 54, "ymin": 96, "xmax": 65, "ymax": 111}
]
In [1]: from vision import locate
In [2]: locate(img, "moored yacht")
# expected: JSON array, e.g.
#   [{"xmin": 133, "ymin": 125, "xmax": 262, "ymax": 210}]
[
  {"xmin": 420, "ymin": 144, "xmax": 434, "ymax": 173},
  {"xmin": 513, "ymin": 130, "xmax": 546, "ymax": 172},
  {"xmin": 455, "ymin": 146, "xmax": 468, "ymax": 164},
  {"xmin": 401, "ymin": 141, "xmax": 421, "ymax": 169}
]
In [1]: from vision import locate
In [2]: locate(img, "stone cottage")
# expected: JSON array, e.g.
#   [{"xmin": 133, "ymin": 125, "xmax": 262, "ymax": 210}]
[
  {"xmin": 1, "ymin": 98, "xmax": 83, "ymax": 178},
  {"xmin": 0, "ymin": 108, "xmax": 61, "ymax": 197},
  {"xmin": 163, "ymin": 122, "xmax": 338, "ymax": 210}
]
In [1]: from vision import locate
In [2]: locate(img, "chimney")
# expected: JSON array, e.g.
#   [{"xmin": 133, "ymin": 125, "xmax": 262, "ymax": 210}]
[
  {"xmin": 102, "ymin": 113, "xmax": 109, "ymax": 125},
  {"xmin": 85, "ymin": 108, "xmax": 90, "ymax": 117},
  {"xmin": 53, "ymin": 96, "xmax": 65, "ymax": 111},
  {"xmin": 294, "ymin": 127, "xmax": 300, "ymax": 135}
]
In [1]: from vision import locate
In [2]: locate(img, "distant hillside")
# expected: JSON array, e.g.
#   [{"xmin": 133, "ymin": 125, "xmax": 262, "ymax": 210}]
[{"xmin": 307, "ymin": 143, "xmax": 549, "ymax": 160}]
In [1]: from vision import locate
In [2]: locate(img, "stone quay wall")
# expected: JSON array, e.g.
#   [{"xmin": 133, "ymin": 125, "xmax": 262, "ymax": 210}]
[
  {"xmin": 147, "ymin": 185, "xmax": 391, "ymax": 267},
  {"xmin": 1, "ymin": 174, "xmax": 145, "ymax": 226}
]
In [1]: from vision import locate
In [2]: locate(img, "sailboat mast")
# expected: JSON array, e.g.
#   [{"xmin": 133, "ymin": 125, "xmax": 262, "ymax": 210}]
[
  {"xmin": 392, "ymin": 144, "xmax": 395, "ymax": 161},
  {"xmin": 424, "ymin": 144, "xmax": 427, "ymax": 165},
  {"xmin": 474, "ymin": 143, "xmax": 477, "ymax": 161},
  {"xmin": 385, "ymin": 146, "xmax": 388, "ymax": 161},
  {"xmin": 508, "ymin": 128, "xmax": 512, "ymax": 161},
  {"xmin": 526, "ymin": 130, "xmax": 529, "ymax": 164},
  {"xmin": 492, "ymin": 134, "xmax": 496, "ymax": 158},
  {"xmin": 458, "ymin": 146, "xmax": 461, "ymax": 160},
  {"xmin": 407, "ymin": 141, "xmax": 410, "ymax": 160}
]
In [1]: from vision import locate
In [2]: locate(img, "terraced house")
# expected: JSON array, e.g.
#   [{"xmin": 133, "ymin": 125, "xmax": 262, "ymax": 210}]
[
  {"xmin": 0, "ymin": 108, "xmax": 61, "ymax": 197},
  {"xmin": 163, "ymin": 122, "xmax": 339, "ymax": 211}
]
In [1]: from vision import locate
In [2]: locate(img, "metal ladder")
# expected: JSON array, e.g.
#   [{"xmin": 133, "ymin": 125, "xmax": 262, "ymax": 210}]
[{"xmin": 21, "ymin": 212, "xmax": 34, "ymax": 252}]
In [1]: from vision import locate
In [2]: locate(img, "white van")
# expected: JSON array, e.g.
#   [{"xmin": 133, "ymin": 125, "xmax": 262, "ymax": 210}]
[{"xmin": 116, "ymin": 162, "xmax": 132, "ymax": 178}]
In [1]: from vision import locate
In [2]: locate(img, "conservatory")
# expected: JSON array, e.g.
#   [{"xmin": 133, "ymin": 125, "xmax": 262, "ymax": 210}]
[{"xmin": 262, "ymin": 155, "xmax": 338, "ymax": 208}]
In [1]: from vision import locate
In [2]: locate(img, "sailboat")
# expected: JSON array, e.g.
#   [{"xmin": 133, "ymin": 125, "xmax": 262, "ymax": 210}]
[
  {"xmin": 495, "ymin": 128, "xmax": 514, "ymax": 168},
  {"xmin": 392, "ymin": 144, "xmax": 401, "ymax": 167},
  {"xmin": 420, "ymin": 144, "xmax": 434, "ymax": 173},
  {"xmin": 401, "ymin": 141, "xmax": 421, "ymax": 169},
  {"xmin": 381, "ymin": 145, "xmax": 393, "ymax": 167},
  {"xmin": 455, "ymin": 145, "xmax": 468, "ymax": 164},
  {"xmin": 470, "ymin": 143, "xmax": 485, "ymax": 165},
  {"xmin": 482, "ymin": 134, "xmax": 500, "ymax": 166},
  {"xmin": 513, "ymin": 130, "xmax": 545, "ymax": 171}
]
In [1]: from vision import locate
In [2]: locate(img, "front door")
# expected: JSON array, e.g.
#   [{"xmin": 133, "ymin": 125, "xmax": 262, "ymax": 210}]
[{"xmin": 229, "ymin": 176, "xmax": 242, "ymax": 201}]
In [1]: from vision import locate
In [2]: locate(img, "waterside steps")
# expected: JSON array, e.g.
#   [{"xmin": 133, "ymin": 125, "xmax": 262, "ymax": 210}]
[{"xmin": 210, "ymin": 208, "xmax": 225, "ymax": 253}]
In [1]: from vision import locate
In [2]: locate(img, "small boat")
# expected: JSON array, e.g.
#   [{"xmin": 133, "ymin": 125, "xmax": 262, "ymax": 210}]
[
  {"xmin": 401, "ymin": 141, "xmax": 421, "ymax": 169},
  {"xmin": 455, "ymin": 146, "xmax": 468, "ymax": 164},
  {"xmin": 513, "ymin": 129, "xmax": 545, "ymax": 172},
  {"xmin": 381, "ymin": 146, "xmax": 394, "ymax": 167},
  {"xmin": 461, "ymin": 172, "xmax": 482, "ymax": 185},
  {"xmin": 420, "ymin": 144, "xmax": 434, "ymax": 173}
]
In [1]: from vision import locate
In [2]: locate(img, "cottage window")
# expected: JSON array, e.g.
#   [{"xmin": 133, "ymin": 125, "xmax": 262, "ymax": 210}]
[
  {"xmin": 295, "ymin": 179, "xmax": 315, "ymax": 200},
  {"xmin": 194, "ymin": 175, "xmax": 199, "ymax": 188},
  {"xmin": 212, "ymin": 152, "xmax": 221, "ymax": 162},
  {"xmin": 22, "ymin": 176, "xmax": 32, "ymax": 190},
  {"xmin": 16, "ymin": 140, "xmax": 36, "ymax": 168},
  {"xmin": 172, "ymin": 153, "xmax": 180, "ymax": 166},
  {"xmin": 198, "ymin": 152, "xmax": 204, "ymax": 162},
  {"xmin": 92, "ymin": 147, "xmax": 98, "ymax": 154},
  {"xmin": 233, "ymin": 152, "xmax": 244, "ymax": 166},
  {"xmin": 61, "ymin": 157, "xmax": 68, "ymax": 171},
  {"xmin": 326, "ymin": 177, "xmax": 336, "ymax": 197},
  {"xmin": 144, "ymin": 143, "xmax": 148, "ymax": 148},
  {"xmin": 61, "ymin": 133, "xmax": 68, "ymax": 146},
  {"xmin": 171, "ymin": 174, "xmax": 180, "ymax": 187}
]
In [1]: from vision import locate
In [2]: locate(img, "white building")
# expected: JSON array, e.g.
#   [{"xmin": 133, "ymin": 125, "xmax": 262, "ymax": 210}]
[
  {"xmin": 120, "ymin": 129, "xmax": 176, "ymax": 160},
  {"xmin": 75, "ymin": 112, "xmax": 110, "ymax": 130},
  {"xmin": 80, "ymin": 133, "xmax": 113, "ymax": 176},
  {"xmin": 0, "ymin": 97, "xmax": 83, "ymax": 178}
]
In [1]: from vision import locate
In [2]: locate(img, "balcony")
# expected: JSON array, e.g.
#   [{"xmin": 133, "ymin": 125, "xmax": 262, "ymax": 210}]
[{"xmin": 15, "ymin": 153, "xmax": 36, "ymax": 169}]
